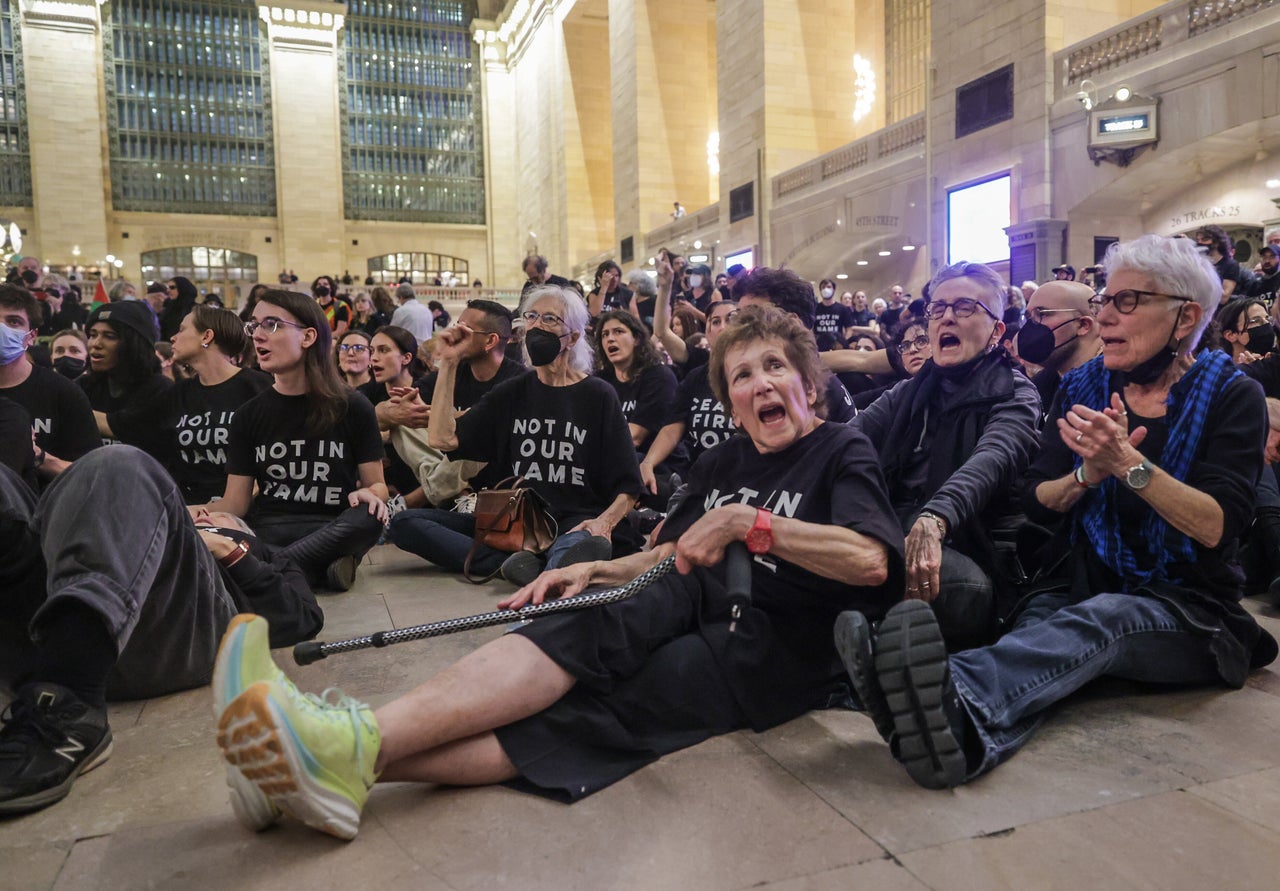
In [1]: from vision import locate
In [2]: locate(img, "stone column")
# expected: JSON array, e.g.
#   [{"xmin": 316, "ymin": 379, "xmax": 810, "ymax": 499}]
[{"xmin": 19, "ymin": 0, "xmax": 109, "ymax": 267}]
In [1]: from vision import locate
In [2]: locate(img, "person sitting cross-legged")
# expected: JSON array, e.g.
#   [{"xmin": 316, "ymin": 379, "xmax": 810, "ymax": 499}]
[{"xmin": 836, "ymin": 235, "xmax": 1278, "ymax": 790}]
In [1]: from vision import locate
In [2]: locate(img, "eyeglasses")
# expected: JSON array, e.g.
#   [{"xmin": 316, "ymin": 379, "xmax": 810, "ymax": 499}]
[
  {"xmin": 923, "ymin": 298, "xmax": 998, "ymax": 321},
  {"xmin": 244, "ymin": 317, "xmax": 307, "ymax": 336},
  {"xmin": 1026, "ymin": 307, "xmax": 1081, "ymax": 324},
  {"xmin": 897, "ymin": 335, "xmax": 932, "ymax": 354},
  {"xmin": 338, "ymin": 343, "xmax": 368, "ymax": 353},
  {"xmin": 522, "ymin": 310, "xmax": 566, "ymax": 328},
  {"xmin": 1089, "ymin": 289, "xmax": 1193, "ymax": 314}
]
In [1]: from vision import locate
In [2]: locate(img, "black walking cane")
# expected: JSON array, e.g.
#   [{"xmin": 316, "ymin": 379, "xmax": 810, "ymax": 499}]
[{"xmin": 293, "ymin": 542, "xmax": 754, "ymax": 665}]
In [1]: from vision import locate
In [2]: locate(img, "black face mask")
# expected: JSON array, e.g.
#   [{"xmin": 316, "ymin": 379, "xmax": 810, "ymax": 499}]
[
  {"xmin": 1120, "ymin": 308, "xmax": 1183, "ymax": 386},
  {"xmin": 53, "ymin": 356, "xmax": 86, "ymax": 379},
  {"xmin": 1017, "ymin": 317, "xmax": 1079, "ymax": 366},
  {"xmin": 20, "ymin": 270, "xmax": 39, "ymax": 286},
  {"xmin": 314, "ymin": 285, "xmax": 331, "ymax": 298},
  {"xmin": 525, "ymin": 327, "xmax": 568, "ymax": 366},
  {"xmin": 1246, "ymin": 323, "xmax": 1276, "ymax": 356}
]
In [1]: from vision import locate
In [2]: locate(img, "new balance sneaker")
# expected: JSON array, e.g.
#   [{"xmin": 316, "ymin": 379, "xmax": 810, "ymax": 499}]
[
  {"xmin": 874, "ymin": 600, "xmax": 970, "ymax": 790},
  {"xmin": 212, "ymin": 614, "xmax": 288, "ymax": 831},
  {"xmin": 217, "ymin": 680, "xmax": 381, "ymax": 841},
  {"xmin": 833, "ymin": 611, "xmax": 896, "ymax": 745},
  {"xmin": 0, "ymin": 682, "xmax": 112, "ymax": 815}
]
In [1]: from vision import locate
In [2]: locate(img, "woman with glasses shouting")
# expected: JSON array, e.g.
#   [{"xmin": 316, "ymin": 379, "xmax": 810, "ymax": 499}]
[
  {"xmin": 335, "ymin": 330, "xmax": 374, "ymax": 389},
  {"xmin": 841, "ymin": 234, "xmax": 1276, "ymax": 790},
  {"xmin": 848, "ymin": 262, "xmax": 1041, "ymax": 652},
  {"xmin": 393, "ymin": 285, "xmax": 644, "ymax": 586},
  {"xmin": 188, "ymin": 289, "xmax": 388, "ymax": 592}
]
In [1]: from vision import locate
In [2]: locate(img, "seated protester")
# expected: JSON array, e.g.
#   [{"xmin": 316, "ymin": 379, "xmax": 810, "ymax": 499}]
[
  {"xmin": 159, "ymin": 276, "xmax": 198, "ymax": 342},
  {"xmin": 814, "ymin": 279, "xmax": 856, "ymax": 348},
  {"xmin": 389, "ymin": 285, "xmax": 644, "ymax": 586},
  {"xmin": 1016, "ymin": 280, "xmax": 1103, "ymax": 425},
  {"xmin": 1249, "ymin": 243, "xmax": 1280, "ymax": 305},
  {"xmin": 79, "ymin": 301, "xmax": 174, "ymax": 461},
  {"xmin": 197, "ymin": 289, "xmax": 389, "ymax": 593},
  {"xmin": 427, "ymin": 300, "xmax": 451, "ymax": 331},
  {"xmin": 167, "ymin": 305, "xmax": 273, "ymax": 504},
  {"xmin": 732, "ymin": 267, "xmax": 858, "ymax": 423},
  {"xmin": 211, "ymin": 306, "xmax": 906, "ymax": 840},
  {"xmin": 0, "ymin": 286, "xmax": 99, "ymax": 483},
  {"xmin": 849, "ymin": 262, "xmax": 1041, "ymax": 649},
  {"xmin": 644, "ymin": 263, "xmax": 741, "ymax": 494},
  {"xmin": 627, "ymin": 269, "xmax": 660, "ymax": 333},
  {"xmin": 850, "ymin": 315, "xmax": 930, "ymax": 410},
  {"xmin": 349, "ymin": 292, "xmax": 389, "ymax": 336},
  {"xmin": 1216, "ymin": 297, "xmax": 1274, "ymax": 366},
  {"xmin": 49, "ymin": 329, "xmax": 88, "ymax": 380},
  {"xmin": 0, "ymin": 445, "xmax": 322, "ymax": 815},
  {"xmin": 837, "ymin": 234, "xmax": 1277, "ymax": 791},
  {"xmin": 593, "ymin": 309, "xmax": 685, "ymax": 505},
  {"xmin": 356, "ymin": 326, "xmax": 424, "ymax": 504},
  {"xmin": 586, "ymin": 260, "xmax": 633, "ymax": 321},
  {"xmin": 376, "ymin": 300, "xmax": 524, "ymax": 510},
  {"xmin": 673, "ymin": 263, "xmax": 718, "ymax": 324},
  {"xmin": 336, "ymin": 330, "xmax": 374, "ymax": 389}
]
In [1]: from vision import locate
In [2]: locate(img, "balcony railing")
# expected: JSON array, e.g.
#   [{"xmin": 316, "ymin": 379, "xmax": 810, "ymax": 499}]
[
  {"xmin": 1055, "ymin": 0, "xmax": 1280, "ymax": 96},
  {"xmin": 773, "ymin": 113, "xmax": 925, "ymax": 202},
  {"xmin": 643, "ymin": 202, "xmax": 722, "ymax": 254}
]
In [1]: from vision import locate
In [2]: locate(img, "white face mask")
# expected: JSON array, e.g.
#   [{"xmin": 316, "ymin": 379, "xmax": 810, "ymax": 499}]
[
  {"xmin": 688, "ymin": 275, "xmax": 703, "ymax": 289},
  {"xmin": 821, "ymin": 287, "xmax": 835, "ymax": 299}
]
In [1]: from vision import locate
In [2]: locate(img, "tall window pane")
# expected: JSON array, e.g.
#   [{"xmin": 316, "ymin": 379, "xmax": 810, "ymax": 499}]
[
  {"xmin": 886, "ymin": 0, "xmax": 929, "ymax": 123},
  {"xmin": 342, "ymin": 1, "xmax": 485, "ymax": 224},
  {"xmin": 105, "ymin": 0, "xmax": 275, "ymax": 215},
  {"xmin": 0, "ymin": 0, "xmax": 31, "ymax": 206}
]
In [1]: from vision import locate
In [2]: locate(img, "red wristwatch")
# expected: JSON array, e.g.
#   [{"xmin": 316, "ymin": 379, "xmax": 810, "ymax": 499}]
[{"xmin": 745, "ymin": 508, "xmax": 773, "ymax": 555}]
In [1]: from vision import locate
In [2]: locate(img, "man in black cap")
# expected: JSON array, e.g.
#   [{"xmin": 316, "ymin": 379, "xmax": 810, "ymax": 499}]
[{"xmin": 1052, "ymin": 264, "xmax": 1076, "ymax": 282}]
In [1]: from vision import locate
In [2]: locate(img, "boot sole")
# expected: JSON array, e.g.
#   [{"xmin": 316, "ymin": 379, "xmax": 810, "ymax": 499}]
[
  {"xmin": 875, "ymin": 600, "xmax": 966, "ymax": 790},
  {"xmin": 833, "ymin": 611, "xmax": 896, "ymax": 744},
  {"xmin": 217, "ymin": 684, "xmax": 361, "ymax": 841}
]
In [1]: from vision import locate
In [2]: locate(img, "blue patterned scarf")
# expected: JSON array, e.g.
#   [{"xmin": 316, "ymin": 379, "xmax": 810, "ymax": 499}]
[{"xmin": 1061, "ymin": 350, "xmax": 1241, "ymax": 588}]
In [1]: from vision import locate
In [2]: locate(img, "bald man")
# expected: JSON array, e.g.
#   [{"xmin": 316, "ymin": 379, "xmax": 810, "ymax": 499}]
[{"xmin": 1016, "ymin": 280, "xmax": 1101, "ymax": 424}]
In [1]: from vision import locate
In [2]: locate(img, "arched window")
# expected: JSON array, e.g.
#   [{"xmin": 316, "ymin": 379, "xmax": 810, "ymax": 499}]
[
  {"xmin": 366, "ymin": 251, "xmax": 468, "ymax": 284},
  {"xmin": 141, "ymin": 246, "xmax": 259, "ymax": 282}
]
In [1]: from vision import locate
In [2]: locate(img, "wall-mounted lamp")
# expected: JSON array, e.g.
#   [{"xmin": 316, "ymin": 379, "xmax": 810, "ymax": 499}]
[{"xmin": 1075, "ymin": 78, "xmax": 1097, "ymax": 111}]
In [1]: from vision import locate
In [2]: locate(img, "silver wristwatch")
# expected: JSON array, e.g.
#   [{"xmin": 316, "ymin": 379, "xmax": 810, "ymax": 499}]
[{"xmin": 1123, "ymin": 459, "xmax": 1155, "ymax": 491}]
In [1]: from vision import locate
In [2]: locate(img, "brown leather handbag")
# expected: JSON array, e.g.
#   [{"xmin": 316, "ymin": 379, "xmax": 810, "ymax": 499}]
[{"xmin": 463, "ymin": 477, "xmax": 558, "ymax": 583}]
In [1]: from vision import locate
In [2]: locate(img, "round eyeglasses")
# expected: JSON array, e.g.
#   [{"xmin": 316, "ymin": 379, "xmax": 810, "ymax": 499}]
[
  {"xmin": 897, "ymin": 334, "xmax": 931, "ymax": 354},
  {"xmin": 244, "ymin": 317, "xmax": 307, "ymax": 336},
  {"xmin": 1089, "ymin": 289, "xmax": 1193, "ymax": 314}
]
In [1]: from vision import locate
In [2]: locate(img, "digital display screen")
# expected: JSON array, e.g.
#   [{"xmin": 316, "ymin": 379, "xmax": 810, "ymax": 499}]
[
  {"xmin": 947, "ymin": 174, "xmax": 1011, "ymax": 266},
  {"xmin": 1098, "ymin": 113, "xmax": 1150, "ymax": 136},
  {"xmin": 724, "ymin": 247, "xmax": 754, "ymax": 271}
]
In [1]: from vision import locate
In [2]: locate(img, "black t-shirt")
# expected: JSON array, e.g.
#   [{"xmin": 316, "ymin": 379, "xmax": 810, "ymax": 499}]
[
  {"xmin": 77, "ymin": 372, "xmax": 174, "ymax": 459},
  {"xmin": 227, "ymin": 388, "xmax": 384, "ymax": 519},
  {"xmin": 848, "ymin": 308, "xmax": 875, "ymax": 327},
  {"xmin": 656, "ymin": 421, "xmax": 905, "ymax": 729},
  {"xmin": 0, "ymin": 395, "xmax": 36, "ymax": 489},
  {"xmin": 171, "ymin": 368, "xmax": 273, "ymax": 503},
  {"xmin": 413, "ymin": 354, "xmax": 526, "ymax": 412},
  {"xmin": 670, "ymin": 364, "xmax": 736, "ymax": 462},
  {"xmin": 358, "ymin": 380, "xmax": 418, "ymax": 495},
  {"xmin": 814, "ymin": 303, "xmax": 856, "ymax": 344},
  {"xmin": 1214, "ymin": 256, "xmax": 1244, "ymax": 286},
  {"xmin": 451, "ymin": 372, "xmax": 643, "ymax": 528},
  {"xmin": 599, "ymin": 364, "xmax": 680, "ymax": 453},
  {"xmin": 0, "ymin": 364, "xmax": 100, "ymax": 465}
]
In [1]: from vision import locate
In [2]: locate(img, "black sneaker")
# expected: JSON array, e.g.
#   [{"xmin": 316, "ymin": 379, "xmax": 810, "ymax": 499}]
[
  {"xmin": 874, "ymin": 600, "xmax": 968, "ymax": 790},
  {"xmin": 500, "ymin": 551, "xmax": 545, "ymax": 587},
  {"xmin": 833, "ymin": 611, "xmax": 896, "ymax": 745},
  {"xmin": 0, "ymin": 682, "xmax": 113, "ymax": 816},
  {"xmin": 558, "ymin": 535, "xmax": 613, "ymax": 568}
]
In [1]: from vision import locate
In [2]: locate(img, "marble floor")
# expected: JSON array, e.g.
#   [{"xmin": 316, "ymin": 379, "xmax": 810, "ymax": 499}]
[{"xmin": 4, "ymin": 544, "xmax": 1280, "ymax": 890}]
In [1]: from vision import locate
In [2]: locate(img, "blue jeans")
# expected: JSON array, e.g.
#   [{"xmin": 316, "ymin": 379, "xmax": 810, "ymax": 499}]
[
  {"xmin": 388, "ymin": 507, "xmax": 596, "ymax": 577},
  {"xmin": 949, "ymin": 590, "xmax": 1221, "ymax": 779},
  {"xmin": 933, "ymin": 546, "xmax": 995, "ymax": 649}
]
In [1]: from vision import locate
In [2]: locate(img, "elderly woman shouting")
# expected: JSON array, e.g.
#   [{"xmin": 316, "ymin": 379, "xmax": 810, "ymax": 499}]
[
  {"xmin": 212, "ymin": 306, "xmax": 905, "ymax": 839},
  {"xmin": 838, "ymin": 235, "xmax": 1277, "ymax": 790}
]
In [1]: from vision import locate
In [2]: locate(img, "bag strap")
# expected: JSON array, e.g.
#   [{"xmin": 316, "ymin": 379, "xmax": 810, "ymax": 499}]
[{"xmin": 463, "ymin": 539, "xmax": 503, "ymax": 584}]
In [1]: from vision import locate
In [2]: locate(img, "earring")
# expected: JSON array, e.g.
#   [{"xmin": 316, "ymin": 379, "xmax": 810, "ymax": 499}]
[{"xmin": 201, "ymin": 342, "xmax": 210, "ymax": 349}]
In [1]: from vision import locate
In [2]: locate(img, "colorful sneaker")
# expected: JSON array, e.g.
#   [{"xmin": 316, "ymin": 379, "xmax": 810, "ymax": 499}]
[
  {"xmin": 0, "ymin": 682, "xmax": 112, "ymax": 815},
  {"xmin": 874, "ymin": 600, "xmax": 969, "ymax": 790},
  {"xmin": 212, "ymin": 614, "xmax": 287, "ymax": 831},
  {"xmin": 217, "ymin": 680, "xmax": 381, "ymax": 841}
]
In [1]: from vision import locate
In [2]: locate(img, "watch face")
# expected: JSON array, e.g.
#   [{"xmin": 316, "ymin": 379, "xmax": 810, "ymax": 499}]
[
  {"xmin": 745, "ymin": 528, "xmax": 772, "ymax": 555},
  {"xmin": 1126, "ymin": 463, "xmax": 1152, "ymax": 489}
]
